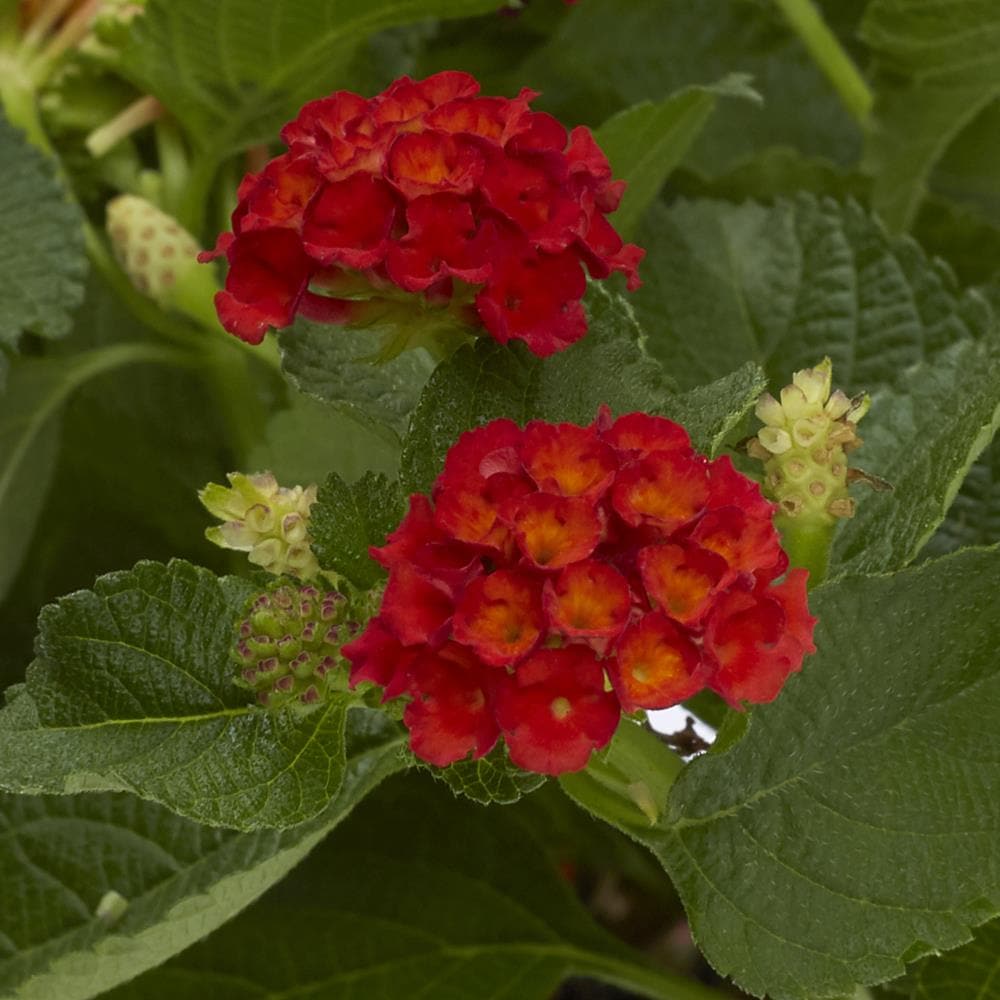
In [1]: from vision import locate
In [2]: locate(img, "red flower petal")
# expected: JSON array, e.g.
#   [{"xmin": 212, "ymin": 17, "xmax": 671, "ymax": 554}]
[
  {"xmin": 690, "ymin": 505, "xmax": 784, "ymax": 579},
  {"xmin": 452, "ymin": 569, "xmax": 545, "ymax": 666},
  {"xmin": 341, "ymin": 616, "xmax": 418, "ymax": 699},
  {"xmin": 387, "ymin": 131, "xmax": 486, "ymax": 199},
  {"xmin": 521, "ymin": 421, "xmax": 617, "ymax": 499},
  {"xmin": 610, "ymin": 612, "xmax": 704, "ymax": 711},
  {"xmin": 213, "ymin": 228, "xmax": 314, "ymax": 343},
  {"xmin": 602, "ymin": 411, "xmax": 691, "ymax": 459},
  {"xmin": 512, "ymin": 493, "xmax": 604, "ymax": 569},
  {"xmin": 385, "ymin": 194, "xmax": 491, "ymax": 291},
  {"xmin": 301, "ymin": 173, "xmax": 398, "ymax": 268},
  {"xmin": 494, "ymin": 646, "xmax": 620, "ymax": 774},
  {"xmin": 381, "ymin": 563, "xmax": 454, "ymax": 646},
  {"xmin": 612, "ymin": 451, "xmax": 710, "ymax": 530},
  {"xmin": 474, "ymin": 245, "xmax": 587, "ymax": 357},
  {"xmin": 480, "ymin": 151, "xmax": 586, "ymax": 251},
  {"xmin": 703, "ymin": 584, "xmax": 801, "ymax": 707},
  {"xmin": 638, "ymin": 542, "xmax": 728, "ymax": 625},
  {"xmin": 404, "ymin": 644, "xmax": 499, "ymax": 766},
  {"xmin": 543, "ymin": 560, "xmax": 632, "ymax": 638},
  {"xmin": 375, "ymin": 71, "xmax": 480, "ymax": 126},
  {"xmin": 233, "ymin": 154, "xmax": 323, "ymax": 234}
]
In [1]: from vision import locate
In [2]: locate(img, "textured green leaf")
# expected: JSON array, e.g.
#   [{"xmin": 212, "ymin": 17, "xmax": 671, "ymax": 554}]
[
  {"xmin": 401, "ymin": 283, "xmax": 672, "ymax": 493},
  {"xmin": 0, "ymin": 112, "xmax": 87, "ymax": 349},
  {"xmin": 278, "ymin": 320, "xmax": 436, "ymax": 440},
  {"xmin": 0, "ymin": 710, "xmax": 405, "ymax": 1000},
  {"xmin": 430, "ymin": 744, "xmax": 547, "ymax": 806},
  {"xmin": 832, "ymin": 336, "xmax": 1000, "ymax": 576},
  {"xmin": 861, "ymin": 0, "xmax": 1000, "ymax": 230},
  {"xmin": 632, "ymin": 194, "xmax": 993, "ymax": 392},
  {"xmin": 102, "ymin": 775, "xmax": 716, "ymax": 1000},
  {"xmin": 120, "ymin": 0, "xmax": 498, "ymax": 152},
  {"xmin": 566, "ymin": 546, "xmax": 1000, "ymax": 999},
  {"xmin": 923, "ymin": 436, "xmax": 1000, "ymax": 559},
  {"xmin": 594, "ymin": 75, "xmax": 759, "ymax": 238},
  {"xmin": 247, "ymin": 392, "xmax": 400, "ymax": 487},
  {"xmin": 0, "ymin": 560, "xmax": 359, "ymax": 831},
  {"xmin": 878, "ymin": 916, "xmax": 1000, "ymax": 1000},
  {"xmin": 0, "ymin": 344, "xmax": 191, "ymax": 605},
  {"xmin": 309, "ymin": 471, "xmax": 406, "ymax": 589},
  {"xmin": 663, "ymin": 361, "xmax": 768, "ymax": 457},
  {"xmin": 509, "ymin": 0, "xmax": 860, "ymax": 176}
]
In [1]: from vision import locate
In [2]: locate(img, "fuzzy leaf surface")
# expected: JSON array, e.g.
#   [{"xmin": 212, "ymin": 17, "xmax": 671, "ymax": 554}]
[
  {"xmin": 400, "ymin": 284, "xmax": 672, "ymax": 493},
  {"xmin": 0, "ymin": 113, "xmax": 87, "ymax": 349},
  {"xmin": 877, "ymin": 916, "xmax": 1000, "ymax": 1000},
  {"xmin": 120, "ymin": 0, "xmax": 498, "ymax": 152},
  {"xmin": 0, "ymin": 710, "xmax": 405, "ymax": 1000},
  {"xmin": 309, "ymin": 471, "xmax": 406, "ymax": 589},
  {"xmin": 0, "ymin": 561, "xmax": 357, "ymax": 830},
  {"xmin": 594, "ymin": 75, "xmax": 759, "ymax": 238},
  {"xmin": 278, "ymin": 320, "xmax": 436, "ymax": 440},
  {"xmin": 833, "ymin": 336, "xmax": 1000, "ymax": 576},
  {"xmin": 564, "ymin": 546, "xmax": 1000, "ymax": 999},
  {"xmin": 101, "ymin": 775, "xmax": 715, "ymax": 1000},
  {"xmin": 632, "ymin": 195, "xmax": 992, "ymax": 392},
  {"xmin": 862, "ymin": 0, "xmax": 1000, "ymax": 230}
]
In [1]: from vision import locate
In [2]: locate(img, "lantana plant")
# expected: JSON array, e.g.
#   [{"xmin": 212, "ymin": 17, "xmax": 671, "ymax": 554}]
[{"xmin": 1, "ymin": 3, "xmax": 999, "ymax": 1000}]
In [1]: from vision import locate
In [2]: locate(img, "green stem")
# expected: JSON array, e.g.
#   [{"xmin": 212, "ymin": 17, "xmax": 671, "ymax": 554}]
[
  {"xmin": 177, "ymin": 149, "xmax": 221, "ymax": 235},
  {"xmin": 775, "ymin": 514, "xmax": 834, "ymax": 588},
  {"xmin": 155, "ymin": 116, "xmax": 192, "ymax": 220},
  {"xmin": 772, "ymin": 0, "xmax": 873, "ymax": 124}
]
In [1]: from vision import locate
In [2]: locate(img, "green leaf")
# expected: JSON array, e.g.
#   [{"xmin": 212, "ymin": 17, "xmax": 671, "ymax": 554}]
[
  {"xmin": 878, "ymin": 916, "xmax": 1000, "ymax": 1000},
  {"xmin": 0, "ymin": 344, "xmax": 191, "ymax": 605},
  {"xmin": 0, "ymin": 112, "xmax": 87, "ymax": 349},
  {"xmin": 510, "ymin": 0, "xmax": 861, "ymax": 176},
  {"xmin": 0, "ymin": 560, "xmax": 363, "ymax": 831},
  {"xmin": 594, "ymin": 75, "xmax": 760, "ymax": 238},
  {"xmin": 832, "ymin": 336, "xmax": 1000, "ymax": 576},
  {"xmin": 923, "ymin": 436, "xmax": 1000, "ymax": 559},
  {"xmin": 309, "ymin": 471, "xmax": 406, "ymax": 589},
  {"xmin": 663, "ymin": 361, "xmax": 768, "ymax": 457},
  {"xmin": 119, "ymin": 0, "xmax": 498, "ymax": 153},
  {"xmin": 429, "ymin": 743, "xmax": 547, "ymax": 805},
  {"xmin": 247, "ymin": 392, "xmax": 400, "ymax": 486},
  {"xmin": 632, "ymin": 194, "xmax": 993, "ymax": 392},
  {"xmin": 278, "ymin": 319, "xmax": 436, "ymax": 440},
  {"xmin": 0, "ymin": 710, "xmax": 405, "ymax": 1000},
  {"xmin": 401, "ymin": 283, "xmax": 672, "ymax": 493},
  {"xmin": 861, "ymin": 0, "xmax": 1000, "ymax": 230},
  {"xmin": 102, "ymin": 774, "xmax": 718, "ymax": 1000},
  {"xmin": 568, "ymin": 546, "xmax": 1000, "ymax": 999}
]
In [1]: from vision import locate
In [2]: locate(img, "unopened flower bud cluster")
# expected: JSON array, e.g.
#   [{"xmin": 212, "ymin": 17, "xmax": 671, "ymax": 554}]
[
  {"xmin": 232, "ymin": 584, "xmax": 359, "ymax": 713},
  {"xmin": 199, "ymin": 472, "xmax": 322, "ymax": 580},
  {"xmin": 748, "ymin": 358, "xmax": 870, "ymax": 525}
]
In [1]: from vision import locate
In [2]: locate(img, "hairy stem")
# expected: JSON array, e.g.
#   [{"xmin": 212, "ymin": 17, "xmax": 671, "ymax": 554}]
[{"xmin": 773, "ymin": 0, "xmax": 873, "ymax": 124}]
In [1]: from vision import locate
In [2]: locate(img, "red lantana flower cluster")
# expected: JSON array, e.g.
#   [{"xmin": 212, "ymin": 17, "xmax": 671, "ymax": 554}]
[
  {"xmin": 201, "ymin": 71, "xmax": 642, "ymax": 356},
  {"xmin": 343, "ymin": 411, "xmax": 816, "ymax": 776}
]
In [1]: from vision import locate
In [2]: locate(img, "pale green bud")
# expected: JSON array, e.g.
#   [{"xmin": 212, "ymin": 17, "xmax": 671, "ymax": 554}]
[{"xmin": 199, "ymin": 472, "xmax": 323, "ymax": 581}]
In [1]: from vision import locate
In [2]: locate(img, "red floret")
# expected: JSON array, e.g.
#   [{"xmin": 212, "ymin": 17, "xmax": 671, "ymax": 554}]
[{"xmin": 344, "ymin": 413, "xmax": 818, "ymax": 775}]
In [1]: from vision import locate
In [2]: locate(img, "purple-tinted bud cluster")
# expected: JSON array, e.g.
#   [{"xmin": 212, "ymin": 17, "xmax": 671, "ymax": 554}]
[{"xmin": 231, "ymin": 584, "xmax": 360, "ymax": 713}]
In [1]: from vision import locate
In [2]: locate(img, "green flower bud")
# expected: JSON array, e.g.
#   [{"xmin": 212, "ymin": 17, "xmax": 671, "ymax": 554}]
[
  {"xmin": 231, "ymin": 584, "xmax": 361, "ymax": 714},
  {"xmin": 749, "ymin": 357, "xmax": 870, "ymax": 528},
  {"xmin": 199, "ymin": 472, "xmax": 323, "ymax": 581},
  {"xmin": 105, "ymin": 194, "xmax": 218, "ymax": 315}
]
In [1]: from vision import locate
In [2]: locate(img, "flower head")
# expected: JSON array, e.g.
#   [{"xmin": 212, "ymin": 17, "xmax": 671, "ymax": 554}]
[
  {"xmin": 343, "ymin": 411, "xmax": 817, "ymax": 775},
  {"xmin": 201, "ymin": 72, "xmax": 642, "ymax": 356}
]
